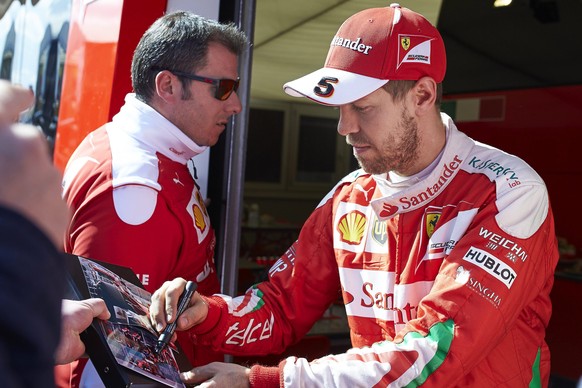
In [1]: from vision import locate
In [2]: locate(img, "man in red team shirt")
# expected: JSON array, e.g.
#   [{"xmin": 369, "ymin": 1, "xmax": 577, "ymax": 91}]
[
  {"xmin": 151, "ymin": 4, "xmax": 559, "ymax": 387},
  {"xmin": 58, "ymin": 11, "xmax": 248, "ymax": 387}
]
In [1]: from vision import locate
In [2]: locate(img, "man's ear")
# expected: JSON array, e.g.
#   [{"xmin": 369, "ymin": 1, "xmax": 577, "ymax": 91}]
[
  {"xmin": 412, "ymin": 77, "xmax": 437, "ymax": 115},
  {"xmin": 154, "ymin": 70, "xmax": 180, "ymax": 103}
]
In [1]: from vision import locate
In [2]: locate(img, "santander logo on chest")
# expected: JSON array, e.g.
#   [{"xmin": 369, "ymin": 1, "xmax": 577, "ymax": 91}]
[
  {"xmin": 379, "ymin": 203, "xmax": 399, "ymax": 218},
  {"xmin": 372, "ymin": 155, "xmax": 463, "ymax": 220}
]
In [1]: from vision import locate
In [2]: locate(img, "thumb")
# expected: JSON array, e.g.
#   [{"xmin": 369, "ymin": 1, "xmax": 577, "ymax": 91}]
[
  {"xmin": 85, "ymin": 298, "xmax": 111, "ymax": 320},
  {"xmin": 177, "ymin": 307, "xmax": 198, "ymax": 330},
  {"xmin": 177, "ymin": 294, "xmax": 209, "ymax": 330}
]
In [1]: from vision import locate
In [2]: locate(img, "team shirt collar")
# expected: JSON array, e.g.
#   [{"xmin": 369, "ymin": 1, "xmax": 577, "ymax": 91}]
[{"xmin": 112, "ymin": 93, "xmax": 208, "ymax": 164}]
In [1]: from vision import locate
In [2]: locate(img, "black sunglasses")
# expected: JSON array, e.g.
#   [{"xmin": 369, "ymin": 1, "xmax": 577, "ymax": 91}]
[{"xmin": 163, "ymin": 69, "xmax": 240, "ymax": 101}]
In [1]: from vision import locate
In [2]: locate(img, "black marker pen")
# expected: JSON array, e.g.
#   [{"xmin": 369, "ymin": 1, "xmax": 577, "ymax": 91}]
[{"xmin": 154, "ymin": 280, "xmax": 197, "ymax": 354}]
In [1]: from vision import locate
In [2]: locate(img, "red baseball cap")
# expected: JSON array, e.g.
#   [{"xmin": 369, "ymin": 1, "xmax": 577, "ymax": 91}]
[{"xmin": 283, "ymin": 3, "xmax": 446, "ymax": 105}]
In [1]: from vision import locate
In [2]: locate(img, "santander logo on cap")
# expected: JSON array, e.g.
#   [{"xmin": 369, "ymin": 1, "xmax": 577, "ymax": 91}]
[{"xmin": 330, "ymin": 36, "xmax": 373, "ymax": 55}]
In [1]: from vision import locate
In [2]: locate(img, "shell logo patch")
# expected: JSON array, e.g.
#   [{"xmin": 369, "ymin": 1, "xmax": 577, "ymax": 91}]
[
  {"xmin": 192, "ymin": 204, "xmax": 207, "ymax": 232},
  {"xmin": 195, "ymin": 191, "xmax": 208, "ymax": 216},
  {"xmin": 338, "ymin": 210, "xmax": 367, "ymax": 245}
]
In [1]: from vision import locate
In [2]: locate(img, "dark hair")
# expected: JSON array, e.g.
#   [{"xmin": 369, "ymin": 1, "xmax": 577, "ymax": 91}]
[
  {"xmin": 131, "ymin": 11, "xmax": 248, "ymax": 102},
  {"xmin": 383, "ymin": 80, "xmax": 443, "ymax": 108}
]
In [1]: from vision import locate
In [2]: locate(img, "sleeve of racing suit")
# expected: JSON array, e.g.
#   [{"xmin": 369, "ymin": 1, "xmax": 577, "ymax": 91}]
[
  {"xmin": 191, "ymin": 197, "xmax": 341, "ymax": 357},
  {"xmin": 195, "ymin": 181, "xmax": 558, "ymax": 387}
]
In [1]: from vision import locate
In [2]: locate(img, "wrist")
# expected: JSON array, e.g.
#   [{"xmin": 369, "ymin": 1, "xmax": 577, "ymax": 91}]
[
  {"xmin": 189, "ymin": 295, "xmax": 226, "ymax": 335},
  {"xmin": 248, "ymin": 364, "xmax": 281, "ymax": 388}
]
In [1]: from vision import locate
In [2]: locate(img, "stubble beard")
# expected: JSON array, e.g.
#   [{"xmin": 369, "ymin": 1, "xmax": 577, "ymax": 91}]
[{"xmin": 354, "ymin": 108, "xmax": 420, "ymax": 175}]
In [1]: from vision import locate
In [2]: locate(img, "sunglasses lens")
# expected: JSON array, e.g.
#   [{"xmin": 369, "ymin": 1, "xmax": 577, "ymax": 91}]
[{"xmin": 216, "ymin": 79, "xmax": 240, "ymax": 101}]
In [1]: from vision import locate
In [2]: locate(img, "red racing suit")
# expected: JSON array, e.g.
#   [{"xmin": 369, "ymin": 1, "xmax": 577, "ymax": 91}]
[
  {"xmin": 58, "ymin": 94, "xmax": 221, "ymax": 386},
  {"xmin": 191, "ymin": 114, "xmax": 559, "ymax": 387}
]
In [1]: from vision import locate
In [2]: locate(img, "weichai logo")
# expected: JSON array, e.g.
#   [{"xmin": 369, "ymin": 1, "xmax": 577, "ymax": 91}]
[{"xmin": 337, "ymin": 210, "xmax": 367, "ymax": 245}]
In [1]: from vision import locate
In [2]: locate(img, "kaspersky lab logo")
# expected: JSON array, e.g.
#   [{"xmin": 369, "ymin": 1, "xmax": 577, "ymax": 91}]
[{"xmin": 337, "ymin": 210, "xmax": 367, "ymax": 245}]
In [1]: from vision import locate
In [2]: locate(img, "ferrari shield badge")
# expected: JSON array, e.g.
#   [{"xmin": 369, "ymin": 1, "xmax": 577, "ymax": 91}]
[{"xmin": 426, "ymin": 212, "xmax": 441, "ymax": 238}]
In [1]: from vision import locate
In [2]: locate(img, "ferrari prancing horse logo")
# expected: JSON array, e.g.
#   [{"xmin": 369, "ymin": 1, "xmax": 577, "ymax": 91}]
[
  {"xmin": 401, "ymin": 37, "xmax": 411, "ymax": 50},
  {"xmin": 426, "ymin": 213, "xmax": 441, "ymax": 238}
]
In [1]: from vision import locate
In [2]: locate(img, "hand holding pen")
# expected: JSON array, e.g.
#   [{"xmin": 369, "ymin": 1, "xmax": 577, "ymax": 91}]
[{"xmin": 154, "ymin": 280, "xmax": 197, "ymax": 354}]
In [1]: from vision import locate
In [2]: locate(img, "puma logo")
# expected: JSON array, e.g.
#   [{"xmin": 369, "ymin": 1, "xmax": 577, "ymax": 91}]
[
  {"xmin": 354, "ymin": 183, "xmax": 374, "ymax": 201},
  {"xmin": 173, "ymin": 172, "xmax": 184, "ymax": 186}
]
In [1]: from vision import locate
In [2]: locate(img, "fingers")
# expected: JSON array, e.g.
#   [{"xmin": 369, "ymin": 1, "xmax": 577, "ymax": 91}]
[
  {"xmin": 149, "ymin": 278, "xmax": 210, "ymax": 336},
  {"xmin": 61, "ymin": 298, "xmax": 110, "ymax": 329},
  {"xmin": 176, "ymin": 292, "xmax": 206, "ymax": 329},
  {"xmin": 56, "ymin": 298, "xmax": 110, "ymax": 365},
  {"xmin": 180, "ymin": 365, "xmax": 214, "ymax": 384},
  {"xmin": 0, "ymin": 124, "xmax": 47, "ymax": 165},
  {"xmin": 150, "ymin": 278, "xmax": 187, "ymax": 331},
  {"xmin": 83, "ymin": 298, "xmax": 111, "ymax": 320},
  {"xmin": 180, "ymin": 363, "xmax": 251, "ymax": 387},
  {"xmin": 164, "ymin": 278, "xmax": 190, "ymax": 322},
  {"xmin": 0, "ymin": 123, "xmax": 69, "ymax": 247},
  {"xmin": 0, "ymin": 80, "xmax": 34, "ymax": 126}
]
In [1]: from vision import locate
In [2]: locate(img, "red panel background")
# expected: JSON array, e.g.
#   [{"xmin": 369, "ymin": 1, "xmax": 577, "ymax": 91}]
[
  {"xmin": 445, "ymin": 87, "xmax": 582, "ymax": 382},
  {"xmin": 53, "ymin": 0, "xmax": 167, "ymax": 170},
  {"xmin": 444, "ymin": 85, "xmax": 582, "ymax": 254}
]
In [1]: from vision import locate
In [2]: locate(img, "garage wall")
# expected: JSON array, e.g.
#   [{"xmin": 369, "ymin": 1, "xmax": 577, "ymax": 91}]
[{"xmin": 443, "ymin": 85, "xmax": 582, "ymax": 255}]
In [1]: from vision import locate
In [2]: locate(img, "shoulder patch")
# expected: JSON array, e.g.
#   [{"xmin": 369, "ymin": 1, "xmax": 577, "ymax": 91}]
[{"xmin": 113, "ymin": 185, "xmax": 158, "ymax": 225}]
